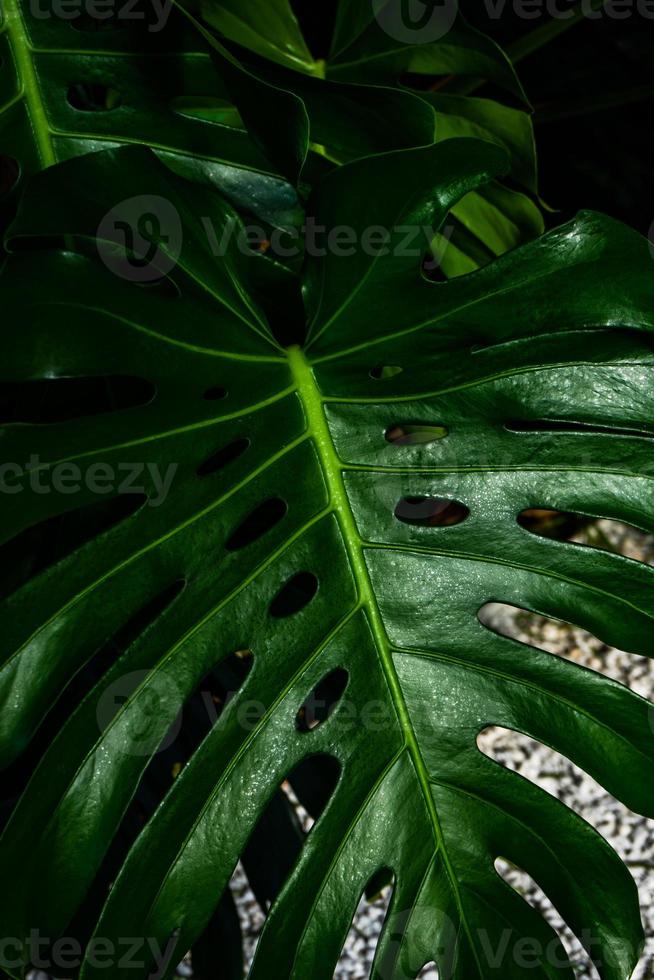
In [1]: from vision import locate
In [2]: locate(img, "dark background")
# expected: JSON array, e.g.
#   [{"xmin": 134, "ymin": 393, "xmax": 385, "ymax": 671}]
[{"xmin": 292, "ymin": 0, "xmax": 653, "ymax": 238}]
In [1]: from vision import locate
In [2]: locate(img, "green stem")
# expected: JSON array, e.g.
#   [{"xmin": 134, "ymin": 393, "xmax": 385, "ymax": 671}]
[
  {"xmin": 287, "ymin": 346, "xmax": 439, "ymax": 808},
  {"xmin": 287, "ymin": 344, "xmax": 478, "ymax": 959},
  {"xmin": 2, "ymin": 0, "xmax": 56, "ymax": 166}
]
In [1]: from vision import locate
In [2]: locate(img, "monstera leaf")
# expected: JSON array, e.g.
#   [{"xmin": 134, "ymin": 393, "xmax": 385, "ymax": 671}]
[
  {"xmin": 1, "ymin": 139, "xmax": 654, "ymax": 980},
  {"xmin": 0, "ymin": 0, "xmax": 304, "ymax": 225},
  {"xmin": 186, "ymin": 0, "xmax": 543, "ymax": 274}
]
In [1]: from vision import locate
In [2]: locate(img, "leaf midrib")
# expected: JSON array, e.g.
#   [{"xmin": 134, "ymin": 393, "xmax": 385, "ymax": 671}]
[
  {"xmin": 2, "ymin": 0, "xmax": 56, "ymax": 166},
  {"xmin": 287, "ymin": 344, "xmax": 482, "ymax": 968}
]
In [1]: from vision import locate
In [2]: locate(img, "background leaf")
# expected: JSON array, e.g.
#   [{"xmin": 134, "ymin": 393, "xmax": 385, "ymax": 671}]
[
  {"xmin": 188, "ymin": 0, "xmax": 541, "ymax": 274},
  {"xmin": 196, "ymin": 0, "xmax": 316, "ymax": 74},
  {"xmin": 0, "ymin": 0, "xmax": 302, "ymax": 223}
]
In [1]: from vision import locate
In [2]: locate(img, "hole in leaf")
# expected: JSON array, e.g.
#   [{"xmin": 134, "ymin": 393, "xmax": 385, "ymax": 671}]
[
  {"xmin": 394, "ymin": 496, "xmax": 469, "ymax": 527},
  {"xmin": 481, "ymin": 722, "xmax": 654, "ymax": 846},
  {"xmin": 337, "ymin": 870, "xmax": 395, "ymax": 979},
  {"xmin": 370, "ymin": 364, "xmax": 403, "ymax": 380},
  {"xmin": 422, "ymin": 249, "xmax": 448, "ymax": 283},
  {"xmin": 203, "ymin": 385, "xmax": 228, "ymax": 401},
  {"xmin": 225, "ymin": 498, "xmax": 287, "ymax": 551},
  {"xmin": 234, "ymin": 647, "xmax": 253, "ymax": 662},
  {"xmin": 191, "ymin": 885, "xmax": 243, "ymax": 980},
  {"xmin": 157, "ymin": 647, "xmax": 255, "ymax": 779},
  {"xmin": 365, "ymin": 866, "xmax": 394, "ymax": 902},
  {"xmin": 0, "ymin": 155, "xmax": 20, "ymax": 197},
  {"xmin": 518, "ymin": 509, "xmax": 654, "ymax": 559},
  {"xmin": 493, "ymin": 858, "xmax": 598, "ymax": 979},
  {"xmin": 0, "ymin": 492, "xmax": 146, "ymax": 600},
  {"xmin": 517, "ymin": 508, "xmax": 592, "ymax": 542},
  {"xmin": 269, "ymin": 571, "xmax": 318, "ymax": 618},
  {"xmin": 242, "ymin": 755, "xmax": 341, "ymax": 912},
  {"xmin": 67, "ymin": 83, "xmax": 122, "ymax": 111},
  {"xmin": 385, "ymin": 423, "xmax": 448, "ymax": 445},
  {"xmin": 197, "ymin": 438, "xmax": 250, "ymax": 478},
  {"xmin": 478, "ymin": 602, "xmax": 572, "ymax": 655},
  {"xmin": 0, "ymin": 375, "xmax": 155, "ymax": 424},
  {"xmin": 221, "ymin": 756, "xmax": 341, "ymax": 973},
  {"xmin": 280, "ymin": 778, "xmax": 313, "ymax": 832},
  {"xmin": 478, "ymin": 602, "xmax": 654, "ymax": 695},
  {"xmin": 287, "ymin": 753, "xmax": 341, "ymax": 825},
  {"xmin": 421, "ymin": 220, "xmax": 458, "ymax": 282},
  {"xmin": 506, "ymin": 418, "xmax": 653, "ymax": 438},
  {"xmin": 417, "ymin": 963, "xmax": 440, "ymax": 979},
  {"xmin": 242, "ymin": 790, "xmax": 304, "ymax": 912},
  {"xmin": 295, "ymin": 668, "xmax": 349, "ymax": 732},
  {"xmin": 225, "ymin": 863, "xmax": 264, "ymax": 973},
  {"xmin": 479, "ymin": 727, "xmax": 582, "ymax": 796}
]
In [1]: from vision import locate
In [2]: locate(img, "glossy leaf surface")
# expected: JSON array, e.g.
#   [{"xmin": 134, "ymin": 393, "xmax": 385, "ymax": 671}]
[{"xmin": 0, "ymin": 141, "xmax": 653, "ymax": 980}]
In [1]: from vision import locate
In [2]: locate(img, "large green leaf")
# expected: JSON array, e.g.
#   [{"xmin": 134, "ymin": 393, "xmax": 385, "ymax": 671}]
[
  {"xmin": 1, "ymin": 141, "xmax": 654, "ymax": 980},
  {"xmin": 0, "ymin": 0, "xmax": 303, "ymax": 222}
]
